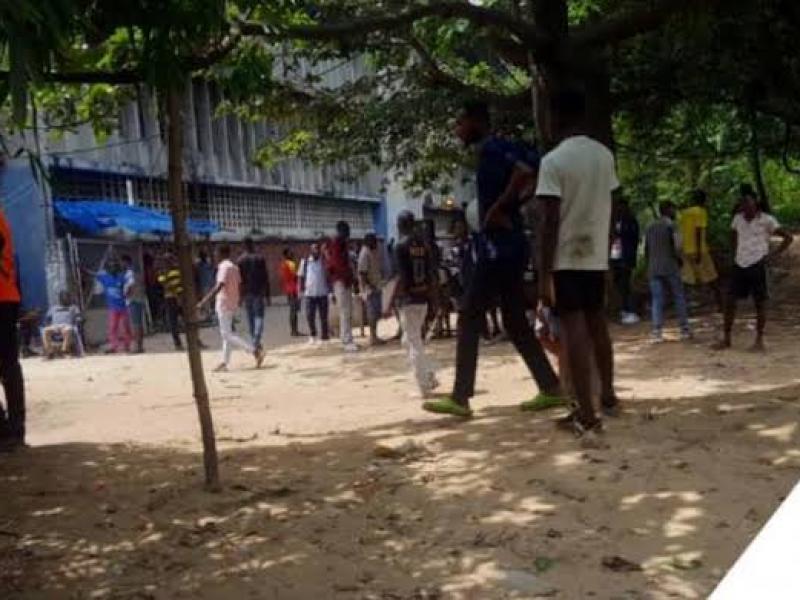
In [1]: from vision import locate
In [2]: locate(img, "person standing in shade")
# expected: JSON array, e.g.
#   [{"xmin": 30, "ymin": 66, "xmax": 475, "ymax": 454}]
[
  {"xmin": 326, "ymin": 221, "xmax": 359, "ymax": 352},
  {"xmin": 610, "ymin": 198, "xmax": 640, "ymax": 324},
  {"xmin": 358, "ymin": 232, "xmax": 384, "ymax": 346},
  {"xmin": 96, "ymin": 261, "xmax": 132, "ymax": 354},
  {"xmin": 279, "ymin": 248, "xmax": 302, "ymax": 337},
  {"xmin": 679, "ymin": 189, "xmax": 723, "ymax": 311},
  {"xmin": 0, "ymin": 207, "xmax": 25, "ymax": 451},
  {"xmin": 158, "ymin": 253, "xmax": 184, "ymax": 350},
  {"xmin": 537, "ymin": 89, "xmax": 621, "ymax": 438},
  {"xmin": 645, "ymin": 202, "xmax": 692, "ymax": 343},
  {"xmin": 299, "ymin": 242, "xmax": 330, "ymax": 345},
  {"xmin": 423, "ymin": 101, "xmax": 563, "ymax": 418},
  {"xmin": 195, "ymin": 250, "xmax": 216, "ymax": 322},
  {"xmin": 198, "ymin": 245, "xmax": 265, "ymax": 372},
  {"xmin": 386, "ymin": 211, "xmax": 439, "ymax": 397},
  {"xmin": 713, "ymin": 195, "xmax": 793, "ymax": 352},
  {"xmin": 238, "ymin": 237, "xmax": 269, "ymax": 351},
  {"xmin": 122, "ymin": 254, "xmax": 147, "ymax": 353}
]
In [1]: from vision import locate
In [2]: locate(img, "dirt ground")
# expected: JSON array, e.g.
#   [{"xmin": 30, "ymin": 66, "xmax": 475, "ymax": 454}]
[{"xmin": 2, "ymin": 251, "xmax": 800, "ymax": 599}]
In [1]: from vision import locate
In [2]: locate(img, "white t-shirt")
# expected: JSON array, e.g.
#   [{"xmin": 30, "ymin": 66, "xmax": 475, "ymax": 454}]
[
  {"xmin": 215, "ymin": 259, "xmax": 241, "ymax": 314},
  {"xmin": 732, "ymin": 212, "xmax": 779, "ymax": 268},
  {"xmin": 536, "ymin": 135, "xmax": 620, "ymax": 271}
]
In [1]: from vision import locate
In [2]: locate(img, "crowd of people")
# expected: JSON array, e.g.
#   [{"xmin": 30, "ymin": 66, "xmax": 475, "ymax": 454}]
[
  {"xmin": 0, "ymin": 88, "xmax": 796, "ymax": 452},
  {"xmin": 611, "ymin": 186, "xmax": 793, "ymax": 349}
]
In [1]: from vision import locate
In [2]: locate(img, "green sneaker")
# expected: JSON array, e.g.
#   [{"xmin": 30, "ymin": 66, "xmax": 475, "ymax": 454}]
[
  {"xmin": 520, "ymin": 392, "xmax": 569, "ymax": 412},
  {"xmin": 422, "ymin": 397, "xmax": 473, "ymax": 419}
]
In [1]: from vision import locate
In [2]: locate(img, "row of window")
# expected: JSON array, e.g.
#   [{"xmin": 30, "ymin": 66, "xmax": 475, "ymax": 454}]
[{"xmin": 51, "ymin": 170, "xmax": 375, "ymax": 235}]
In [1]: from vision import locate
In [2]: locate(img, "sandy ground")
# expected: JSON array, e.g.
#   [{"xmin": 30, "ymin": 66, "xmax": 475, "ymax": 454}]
[{"xmin": 2, "ymin": 253, "xmax": 800, "ymax": 599}]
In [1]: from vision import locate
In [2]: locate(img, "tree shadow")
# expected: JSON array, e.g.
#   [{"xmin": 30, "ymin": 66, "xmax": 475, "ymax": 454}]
[{"xmin": 2, "ymin": 381, "xmax": 799, "ymax": 599}]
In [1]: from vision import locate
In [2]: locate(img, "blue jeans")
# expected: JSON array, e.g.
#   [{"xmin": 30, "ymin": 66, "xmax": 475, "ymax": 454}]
[
  {"xmin": 243, "ymin": 295, "xmax": 265, "ymax": 347},
  {"xmin": 650, "ymin": 273, "xmax": 690, "ymax": 335}
]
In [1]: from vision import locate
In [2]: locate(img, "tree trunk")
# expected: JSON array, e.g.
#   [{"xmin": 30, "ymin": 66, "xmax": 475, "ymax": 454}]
[
  {"xmin": 749, "ymin": 108, "xmax": 771, "ymax": 213},
  {"xmin": 165, "ymin": 83, "xmax": 221, "ymax": 492}
]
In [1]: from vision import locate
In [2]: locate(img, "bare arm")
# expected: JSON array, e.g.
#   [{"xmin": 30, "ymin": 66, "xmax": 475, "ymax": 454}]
[
  {"xmin": 536, "ymin": 196, "xmax": 561, "ymax": 306},
  {"xmin": 485, "ymin": 164, "xmax": 535, "ymax": 229},
  {"xmin": 197, "ymin": 281, "xmax": 223, "ymax": 309},
  {"xmin": 770, "ymin": 227, "xmax": 793, "ymax": 259}
]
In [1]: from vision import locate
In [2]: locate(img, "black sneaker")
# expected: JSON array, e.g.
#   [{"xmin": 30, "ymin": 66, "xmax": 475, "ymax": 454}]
[{"xmin": 602, "ymin": 402, "xmax": 621, "ymax": 418}]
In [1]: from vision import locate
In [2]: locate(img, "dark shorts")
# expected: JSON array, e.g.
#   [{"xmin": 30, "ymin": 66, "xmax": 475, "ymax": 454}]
[
  {"xmin": 554, "ymin": 270, "xmax": 606, "ymax": 314},
  {"xmin": 729, "ymin": 261, "xmax": 768, "ymax": 302}
]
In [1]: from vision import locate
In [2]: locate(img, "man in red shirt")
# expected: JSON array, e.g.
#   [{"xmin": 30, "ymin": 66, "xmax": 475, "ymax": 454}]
[
  {"xmin": 326, "ymin": 221, "xmax": 358, "ymax": 352},
  {"xmin": 279, "ymin": 248, "xmax": 302, "ymax": 337},
  {"xmin": 0, "ymin": 207, "xmax": 25, "ymax": 451}
]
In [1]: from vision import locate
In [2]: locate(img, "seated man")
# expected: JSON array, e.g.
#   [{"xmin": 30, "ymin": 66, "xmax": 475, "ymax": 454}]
[{"xmin": 42, "ymin": 291, "xmax": 82, "ymax": 359}]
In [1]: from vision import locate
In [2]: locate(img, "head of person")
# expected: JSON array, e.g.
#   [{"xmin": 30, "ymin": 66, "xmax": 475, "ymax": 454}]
[
  {"xmin": 310, "ymin": 242, "xmax": 321, "ymax": 258},
  {"xmin": 397, "ymin": 210, "xmax": 415, "ymax": 237},
  {"xmin": 455, "ymin": 100, "xmax": 491, "ymax": 146},
  {"xmin": 243, "ymin": 237, "xmax": 255, "ymax": 253},
  {"xmin": 659, "ymin": 201, "xmax": 676, "ymax": 220},
  {"xmin": 58, "ymin": 290, "xmax": 71, "ymax": 306},
  {"xmin": 364, "ymin": 233, "xmax": 378, "ymax": 250},
  {"xmin": 282, "ymin": 247, "xmax": 294, "ymax": 261},
  {"xmin": 217, "ymin": 244, "xmax": 231, "ymax": 261},
  {"xmin": 121, "ymin": 254, "xmax": 134, "ymax": 270},
  {"xmin": 198, "ymin": 250, "xmax": 208, "ymax": 263},
  {"xmin": 741, "ymin": 193, "xmax": 760, "ymax": 219},
  {"xmin": 107, "ymin": 259, "xmax": 122, "ymax": 275},
  {"xmin": 335, "ymin": 220, "xmax": 350, "ymax": 240},
  {"xmin": 549, "ymin": 87, "xmax": 587, "ymax": 141},
  {"xmin": 614, "ymin": 198, "xmax": 630, "ymax": 219},
  {"xmin": 691, "ymin": 188, "xmax": 707, "ymax": 207}
]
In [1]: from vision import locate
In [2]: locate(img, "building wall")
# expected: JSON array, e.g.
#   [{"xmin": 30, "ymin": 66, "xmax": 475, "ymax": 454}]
[{"xmin": 42, "ymin": 78, "xmax": 384, "ymax": 203}]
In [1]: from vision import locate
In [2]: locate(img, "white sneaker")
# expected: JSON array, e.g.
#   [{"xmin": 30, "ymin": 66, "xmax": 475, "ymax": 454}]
[
  {"xmin": 307, "ymin": 337, "xmax": 318, "ymax": 346},
  {"xmin": 621, "ymin": 312, "xmax": 640, "ymax": 325},
  {"xmin": 343, "ymin": 342, "xmax": 360, "ymax": 353},
  {"xmin": 651, "ymin": 332, "xmax": 665, "ymax": 344}
]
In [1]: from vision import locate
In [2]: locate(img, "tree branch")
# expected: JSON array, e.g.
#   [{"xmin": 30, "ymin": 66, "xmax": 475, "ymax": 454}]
[
  {"xmin": 239, "ymin": 2, "xmax": 550, "ymax": 52},
  {"xmin": 406, "ymin": 36, "xmax": 529, "ymax": 108},
  {"xmin": 571, "ymin": 0, "xmax": 722, "ymax": 48},
  {"xmin": 0, "ymin": 69, "xmax": 145, "ymax": 85}
]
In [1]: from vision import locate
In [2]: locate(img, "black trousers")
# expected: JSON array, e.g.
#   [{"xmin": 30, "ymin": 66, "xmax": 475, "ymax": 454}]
[
  {"xmin": 0, "ymin": 302, "xmax": 25, "ymax": 442},
  {"xmin": 165, "ymin": 297, "xmax": 183, "ymax": 348},
  {"xmin": 452, "ymin": 259, "xmax": 559, "ymax": 403},
  {"xmin": 306, "ymin": 296, "xmax": 329, "ymax": 340},
  {"xmin": 612, "ymin": 264, "xmax": 634, "ymax": 313},
  {"xmin": 288, "ymin": 293, "xmax": 301, "ymax": 335}
]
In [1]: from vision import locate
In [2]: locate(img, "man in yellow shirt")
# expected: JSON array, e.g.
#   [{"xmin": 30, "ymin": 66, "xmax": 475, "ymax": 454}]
[{"xmin": 679, "ymin": 189, "xmax": 722, "ymax": 311}]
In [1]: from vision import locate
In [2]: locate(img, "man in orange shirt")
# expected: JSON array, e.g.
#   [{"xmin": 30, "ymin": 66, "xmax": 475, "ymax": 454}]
[
  {"xmin": 0, "ymin": 207, "xmax": 25, "ymax": 451},
  {"xmin": 279, "ymin": 248, "xmax": 302, "ymax": 337}
]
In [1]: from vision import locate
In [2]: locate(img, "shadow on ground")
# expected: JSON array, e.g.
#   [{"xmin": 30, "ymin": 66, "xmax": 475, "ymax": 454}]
[{"xmin": 2, "ymin": 380, "xmax": 799, "ymax": 600}]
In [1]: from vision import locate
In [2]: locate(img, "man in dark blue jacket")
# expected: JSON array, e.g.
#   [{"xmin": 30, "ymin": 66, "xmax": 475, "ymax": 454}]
[
  {"xmin": 422, "ymin": 102, "xmax": 563, "ymax": 418},
  {"xmin": 610, "ymin": 198, "xmax": 640, "ymax": 324}
]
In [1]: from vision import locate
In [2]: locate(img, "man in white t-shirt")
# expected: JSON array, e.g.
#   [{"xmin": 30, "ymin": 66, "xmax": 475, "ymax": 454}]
[
  {"xmin": 197, "ymin": 244, "xmax": 265, "ymax": 372},
  {"xmin": 713, "ymin": 194, "xmax": 792, "ymax": 352},
  {"xmin": 537, "ymin": 88, "xmax": 620, "ymax": 438}
]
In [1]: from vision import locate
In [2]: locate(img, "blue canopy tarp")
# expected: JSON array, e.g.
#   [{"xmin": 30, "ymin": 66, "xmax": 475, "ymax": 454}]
[{"xmin": 54, "ymin": 199, "xmax": 219, "ymax": 237}]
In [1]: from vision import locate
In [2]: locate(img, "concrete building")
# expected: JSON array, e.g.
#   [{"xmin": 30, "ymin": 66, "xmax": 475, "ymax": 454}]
[{"xmin": 0, "ymin": 59, "xmax": 474, "ymax": 322}]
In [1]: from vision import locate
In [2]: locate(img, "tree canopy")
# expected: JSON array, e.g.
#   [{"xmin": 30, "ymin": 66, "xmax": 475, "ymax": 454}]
[{"xmin": 3, "ymin": 0, "xmax": 800, "ymax": 214}]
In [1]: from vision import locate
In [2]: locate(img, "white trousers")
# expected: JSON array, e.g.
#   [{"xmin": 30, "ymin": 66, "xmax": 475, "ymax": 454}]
[
  {"xmin": 218, "ymin": 309, "xmax": 254, "ymax": 366},
  {"xmin": 333, "ymin": 281, "xmax": 354, "ymax": 345},
  {"xmin": 399, "ymin": 304, "xmax": 435, "ymax": 392}
]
